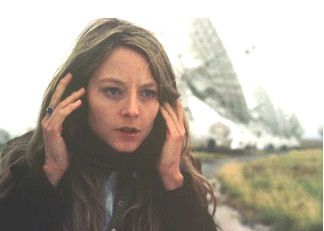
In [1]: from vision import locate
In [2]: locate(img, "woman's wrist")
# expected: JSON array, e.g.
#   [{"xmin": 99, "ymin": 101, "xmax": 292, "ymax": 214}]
[
  {"xmin": 160, "ymin": 170, "xmax": 184, "ymax": 191},
  {"xmin": 43, "ymin": 164, "xmax": 66, "ymax": 187}
]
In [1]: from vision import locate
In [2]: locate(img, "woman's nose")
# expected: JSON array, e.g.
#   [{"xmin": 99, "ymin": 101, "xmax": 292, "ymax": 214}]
[{"xmin": 121, "ymin": 94, "xmax": 140, "ymax": 118}]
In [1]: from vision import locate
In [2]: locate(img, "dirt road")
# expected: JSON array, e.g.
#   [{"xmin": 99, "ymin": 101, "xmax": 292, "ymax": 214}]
[{"xmin": 201, "ymin": 154, "xmax": 273, "ymax": 231}]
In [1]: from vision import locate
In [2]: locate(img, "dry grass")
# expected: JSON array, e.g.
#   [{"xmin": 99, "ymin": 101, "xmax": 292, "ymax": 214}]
[{"xmin": 217, "ymin": 149, "xmax": 323, "ymax": 231}]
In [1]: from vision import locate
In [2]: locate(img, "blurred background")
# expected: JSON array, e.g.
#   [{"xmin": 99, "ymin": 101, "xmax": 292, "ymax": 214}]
[{"xmin": 0, "ymin": 0, "xmax": 322, "ymax": 231}]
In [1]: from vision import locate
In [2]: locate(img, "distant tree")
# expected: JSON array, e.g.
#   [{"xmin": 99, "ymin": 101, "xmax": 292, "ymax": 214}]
[
  {"xmin": 287, "ymin": 114, "xmax": 304, "ymax": 139},
  {"xmin": 0, "ymin": 129, "xmax": 11, "ymax": 153}
]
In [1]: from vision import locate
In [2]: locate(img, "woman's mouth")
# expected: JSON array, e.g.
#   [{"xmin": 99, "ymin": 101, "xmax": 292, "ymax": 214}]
[{"xmin": 116, "ymin": 127, "xmax": 141, "ymax": 137}]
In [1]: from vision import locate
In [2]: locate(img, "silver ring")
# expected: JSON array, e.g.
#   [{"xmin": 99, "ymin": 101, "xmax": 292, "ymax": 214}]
[{"xmin": 46, "ymin": 106, "xmax": 55, "ymax": 115}]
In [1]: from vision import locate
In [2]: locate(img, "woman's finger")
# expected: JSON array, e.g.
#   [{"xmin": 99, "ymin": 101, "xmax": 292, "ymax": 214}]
[
  {"xmin": 49, "ymin": 73, "xmax": 72, "ymax": 107},
  {"xmin": 175, "ymin": 100, "xmax": 184, "ymax": 128},
  {"xmin": 160, "ymin": 105, "xmax": 178, "ymax": 136},
  {"xmin": 159, "ymin": 104, "xmax": 184, "ymax": 175},
  {"xmin": 47, "ymin": 99, "xmax": 82, "ymax": 130},
  {"xmin": 43, "ymin": 87, "xmax": 84, "ymax": 125},
  {"xmin": 162, "ymin": 103, "xmax": 185, "ymax": 135},
  {"xmin": 55, "ymin": 87, "xmax": 86, "ymax": 110}
]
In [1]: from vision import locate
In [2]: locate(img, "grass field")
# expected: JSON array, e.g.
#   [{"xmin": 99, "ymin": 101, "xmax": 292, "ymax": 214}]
[{"xmin": 217, "ymin": 148, "xmax": 323, "ymax": 231}]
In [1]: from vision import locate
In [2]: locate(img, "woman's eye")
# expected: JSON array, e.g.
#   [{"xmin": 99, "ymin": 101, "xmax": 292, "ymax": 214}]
[
  {"xmin": 104, "ymin": 87, "xmax": 122, "ymax": 97},
  {"xmin": 142, "ymin": 89, "xmax": 157, "ymax": 98}
]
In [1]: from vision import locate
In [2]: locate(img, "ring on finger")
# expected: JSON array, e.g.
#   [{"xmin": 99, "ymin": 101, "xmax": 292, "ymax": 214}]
[{"xmin": 46, "ymin": 106, "xmax": 55, "ymax": 116}]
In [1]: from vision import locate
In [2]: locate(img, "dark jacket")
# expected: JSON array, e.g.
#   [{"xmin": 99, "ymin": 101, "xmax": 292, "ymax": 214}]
[{"xmin": 0, "ymin": 162, "xmax": 217, "ymax": 231}]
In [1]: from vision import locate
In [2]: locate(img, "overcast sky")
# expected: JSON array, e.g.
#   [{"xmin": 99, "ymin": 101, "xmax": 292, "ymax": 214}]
[{"xmin": 0, "ymin": 0, "xmax": 323, "ymax": 139}]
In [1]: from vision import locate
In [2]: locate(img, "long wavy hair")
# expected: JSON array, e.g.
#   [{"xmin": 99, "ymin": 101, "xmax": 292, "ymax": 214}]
[{"xmin": 0, "ymin": 18, "xmax": 216, "ymax": 231}]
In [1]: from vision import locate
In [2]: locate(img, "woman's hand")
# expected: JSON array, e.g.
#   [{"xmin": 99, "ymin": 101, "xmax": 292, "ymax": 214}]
[
  {"xmin": 158, "ymin": 100, "xmax": 186, "ymax": 190},
  {"xmin": 41, "ymin": 73, "xmax": 86, "ymax": 187}
]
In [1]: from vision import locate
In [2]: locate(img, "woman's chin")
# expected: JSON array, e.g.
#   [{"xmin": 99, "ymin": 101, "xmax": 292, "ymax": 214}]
[{"xmin": 110, "ymin": 143, "xmax": 141, "ymax": 154}]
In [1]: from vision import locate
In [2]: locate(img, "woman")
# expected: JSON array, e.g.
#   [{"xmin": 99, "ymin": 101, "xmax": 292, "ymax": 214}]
[{"xmin": 0, "ymin": 18, "xmax": 217, "ymax": 231}]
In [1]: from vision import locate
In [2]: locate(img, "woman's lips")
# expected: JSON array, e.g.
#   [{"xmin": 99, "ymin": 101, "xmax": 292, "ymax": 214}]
[{"xmin": 116, "ymin": 127, "xmax": 141, "ymax": 137}]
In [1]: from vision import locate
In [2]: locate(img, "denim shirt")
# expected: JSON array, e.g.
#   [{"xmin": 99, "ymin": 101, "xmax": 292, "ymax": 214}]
[{"xmin": 104, "ymin": 172, "xmax": 118, "ymax": 230}]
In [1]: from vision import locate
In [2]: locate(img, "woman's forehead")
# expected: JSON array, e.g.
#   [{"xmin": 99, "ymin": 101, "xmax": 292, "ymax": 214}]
[{"xmin": 90, "ymin": 47, "xmax": 157, "ymax": 87}]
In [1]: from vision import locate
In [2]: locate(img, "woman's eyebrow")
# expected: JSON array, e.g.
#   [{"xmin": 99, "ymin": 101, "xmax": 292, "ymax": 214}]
[
  {"xmin": 141, "ymin": 82, "xmax": 158, "ymax": 89},
  {"xmin": 98, "ymin": 77, "xmax": 125, "ymax": 85},
  {"xmin": 98, "ymin": 77, "xmax": 157, "ymax": 88}
]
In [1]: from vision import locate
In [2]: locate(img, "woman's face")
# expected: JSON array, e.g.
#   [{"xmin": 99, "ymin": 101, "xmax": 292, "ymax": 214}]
[{"xmin": 87, "ymin": 47, "xmax": 160, "ymax": 153}]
